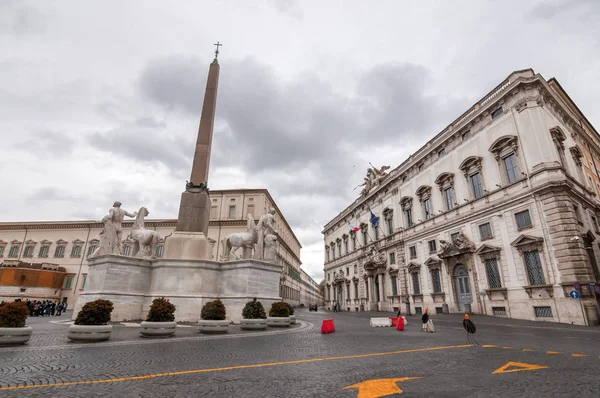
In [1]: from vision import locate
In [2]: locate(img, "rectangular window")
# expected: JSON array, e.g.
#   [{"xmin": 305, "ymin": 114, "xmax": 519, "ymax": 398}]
[
  {"xmin": 491, "ymin": 107, "xmax": 504, "ymax": 119},
  {"xmin": 64, "ymin": 275, "xmax": 74, "ymax": 289},
  {"xmin": 391, "ymin": 276, "xmax": 398, "ymax": 296},
  {"xmin": 70, "ymin": 245, "xmax": 82, "ymax": 258},
  {"xmin": 444, "ymin": 187, "xmax": 454, "ymax": 210},
  {"xmin": 54, "ymin": 245, "xmax": 65, "ymax": 258},
  {"xmin": 354, "ymin": 264, "xmax": 357, "ymax": 274},
  {"xmin": 451, "ymin": 232, "xmax": 459, "ymax": 244},
  {"xmin": 365, "ymin": 281, "xmax": 369, "ymax": 298},
  {"xmin": 0, "ymin": 245, "xmax": 5, "ymax": 257},
  {"xmin": 23, "ymin": 245, "xmax": 34, "ymax": 258},
  {"xmin": 155, "ymin": 245, "xmax": 164, "ymax": 257},
  {"xmin": 492, "ymin": 307, "xmax": 507, "ymax": 316},
  {"xmin": 406, "ymin": 209, "xmax": 413, "ymax": 227},
  {"xmin": 411, "ymin": 273, "xmax": 420, "ymax": 294},
  {"xmin": 8, "ymin": 245, "xmax": 20, "ymax": 258},
  {"xmin": 354, "ymin": 283, "xmax": 359, "ymax": 298},
  {"xmin": 246, "ymin": 204, "xmax": 254, "ymax": 217},
  {"xmin": 123, "ymin": 245, "xmax": 132, "ymax": 256},
  {"xmin": 325, "ymin": 248, "xmax": 329, "ymax": 262},
  {"xmin": 331, "ymin": 246, "xmax": 335, "ymax": 259},
  {"xmin": 346, "ymin": 267, "xmax": 349, "ymax": 276},
  {"xmin": 593, "ymin": 215, "xmax": 600, "ymax": 232},
  {"xmin": 87, "ymin": 245, "xmax": 98, "ymax": 256},
  {"xmin": 337, "ymin": 241, "xmax": 342, "ymax": 256},
  {"xmin": 479, "ymin": 223, "xmax": 493, "ymax": 240},
  {"xmin": 423, "ymin": 199, "xmax": 432, "ymax": 219},
  {"xmin": 387, "ymin": 217, "xmax": 393, "ymax": 235},
  {"xmin": 503, "ymin": 153, "xmax": 520, "ymax": 184},
  {"xmin": 470, "ymin": 172, "xmax": 484, "ymax": 199},
  {"xmin": 344, "ymin": 239, "xmax": 348, "ymax": 253},
  {"xmin": 228, "ymin": 205, "xmax": 236, "ymax": 218},
  {"xmin": 39, "ymin": 245, "xmax": 50, "ymax": 258},
  {"xmin": 524, "ymin": 250, "xmax": 545, "ymax": 286},
  {"xmin": 534, "ymin": 306, "xmax": 553, "ymax": 318},
  {"xmin": 81, "ymin": 274, "xmax": 87, "ymax": 290},
  {"xmin": 374, "ymin": 226, "xmax": 379, "ymax": 241},
  {"xmin": 573, "ymin": 205, "xmax": 582, "ymax": 223},
  {"xmin": 485, "ymin": 258, "xmax": 502, "ymax": 288},
  {"xmin": 428, "ymin": 240, "xmax": 437, "ymax": 253},
  {"xmin": 409, "ymin": 246, "xmax": 417, "ymax": 259},
  {"xmin": 352, "ymin": 234, "xmax": 356, "ymax": 250},
  {"xmin": 210, "ymin": 205, "xmax": 218, "ymax": 219},
  {"xmin": 431, "ymin": 269, "xmax": 442, "ymax": 293},
  {"xmin": 362, "ymin": 230, "xmax": 368, "ymax": 245},
  {"xmin": 515, "ymin": 209, "xmax": 532, "ymax": 229},
  {"xmin": 389, "ymin": 252, "xmax": 396, "ymax": 264}
]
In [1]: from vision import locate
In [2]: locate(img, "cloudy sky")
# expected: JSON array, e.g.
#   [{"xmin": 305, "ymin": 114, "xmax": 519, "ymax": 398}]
[{"xmin": 1, "ymin": 0, "xmax": 599, "ymax": 281}]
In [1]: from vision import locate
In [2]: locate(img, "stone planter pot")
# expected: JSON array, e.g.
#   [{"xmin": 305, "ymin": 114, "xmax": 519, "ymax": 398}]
[
  {"xmin": 0, "ymin": 326, "xmax": 33, "ymax": 346},
  {"xmin": 67, "ymin": 324, "xmax": 112, "ymax": 342},
  {"xmin": 267, "ymin": 316, "xmax": 291, "ymax": 327},
  {"xmin": 240, "ymin": 318, "xmax": 268, "ymax": 330},
  {"xmin": 139, "ymin": 321, "xmax": 177, "ymax": 337},
  {"xmin": 289, "ymin": 315, "xmax": 296, "ymax": 325},
  {"xmin": 198, "ymin": 319, "xmax": 230, "ymax": 333}
]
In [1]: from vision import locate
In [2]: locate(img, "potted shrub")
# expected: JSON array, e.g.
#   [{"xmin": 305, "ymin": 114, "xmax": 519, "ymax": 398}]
[
  {"xmin": 0, "ymin": 301, "xmax": 32, "ymax": 346},
  {"xmin": 68, "ymin": 299, "xmax": 114, "ymax": 342},
  {"xmin": 267, "ymin": 302, "xmax": 291, "ymax": 327},
  {"xmin": 140, "ymin": 297, "xmax": 177, "ymax": 337},
  {"xmin": 240, "ymin": 298, "xmax": 267, "ymax": 330},
  {"xmin": 284, "ymin": 302, "xmax": 296, "ymax": 325},
  {"xmin": 198, "ymin": 299, "xmax": 230, "ymax": 333}
]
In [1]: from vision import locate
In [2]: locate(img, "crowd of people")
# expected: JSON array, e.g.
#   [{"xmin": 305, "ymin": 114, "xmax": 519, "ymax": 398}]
[{"xmin": 0, "ymin": 298, "xmax": 67, "ymax": 316}]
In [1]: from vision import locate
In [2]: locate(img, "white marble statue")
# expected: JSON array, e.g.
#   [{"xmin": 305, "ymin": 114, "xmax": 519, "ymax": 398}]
[
  {"xmin": 129, "ymin": 207, "xmax": 161, "ymax": 258},
  {"xmin": 355, "ymin": 163, "xmax": 390, "ymax": 197},
  {"xmin": 225, "ymin": 214, "xmax": 259, "ymax": 260},
  {"xmin": 264, "ymin": 234, "xmax": 278, "ymax": 262},
  {"xmin": 254, "ymin": 207, "xmax": 276, "ymax": 261},
  {"xmin": 92, "ymin": 201, "xmax": 137, "ymax": 257}
]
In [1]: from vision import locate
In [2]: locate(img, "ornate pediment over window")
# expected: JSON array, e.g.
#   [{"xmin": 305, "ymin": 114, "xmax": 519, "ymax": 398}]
[
  {"xmin": 72, "ymin": 239, "xmax": 85, "ymax": 245},
  {"xmin": 24, "ymin": 239, "xmax": 37, "ymax": 245},
  {"xmin": 352, "ymin": 275, "xmax": 359, "ymax": 283},
  {"xmin": 424, "ymin": 256, "xmax": 443, "ymax": 270},
  {"xmin": 407, "ymin": 261, "xmax": 421, "ymax": 273},
  {"xmin": 415, "ymin": 185, "xmax": 432, "ymax": 201},
  {"xmin": 360, "ymin": 222, "xmax": 368, "ymax": 230},
  {"xmin": 581, "ymin": 230, "xmax": 596, "ymax": 242},
  {"xmin": 550, "ymin": 126, "xmax": 566, "ymax": 151},
  {"xmin": 438, "ymin": 232, "xmax": 476, "ymax": 258},
  {"xmin": 336, "ymin": 237, "xmax": 341, "ymax": 243},
  {"xmin": 382, "ymin": 207, "xmax": 393, "ymax": 220},
  {"xmin": 56, "ymin": 239, "xmax": 68, "ymax": 245},
  {"xmin": 400, "ymin": 196, "xmax": 413, "ymax": 210},
  {"xmin": 511, "ymin": 234, "xmax": 544, "ymax": 252},
  {"xmin": 434, "ymin": 173, "xmax": 454, "ymax": 191},
  {"xmin": 89, "ymin": 239, "xmax": 100, "ymax": 245},
  {"xmin": 10, "ymin": 239, "xmax": 22, "ymax": 245},
  {"xmin": 459, "ymin": 156, "xmax": 483, "ymax": 177},
  {"xmin": 475, "ymin": 244, "xmax": 502, "ymax": 260},
  {"xmin": 387, "ymin": 263, "xmax": 399, "ymax": 275},
  {"xmin": 569, "ymin": 146, "xmax": 583, "ymax": 166},
  {"xmin": 342, "ymin": 233, "xmax": 349, "ymax": 240},
  {"xmin": 40, "ymin": 239, "xmax": 52, "ymax": 245},
  {"xmin": 489, "ymin": 135, "xmax": 519, "ymax": 160}
]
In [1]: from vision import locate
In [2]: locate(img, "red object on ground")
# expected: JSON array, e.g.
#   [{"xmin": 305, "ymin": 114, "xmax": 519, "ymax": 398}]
[
  {"xmin": 390, "ymin": 317, "xmax": 399, "ymax": 327},
  {"xmin": 396, "ymin": 316, "xmax": 405, "ymax": 331},
  {"xmin": 321, "ymin": 318, "xmax": 335, "ymax": 334}
]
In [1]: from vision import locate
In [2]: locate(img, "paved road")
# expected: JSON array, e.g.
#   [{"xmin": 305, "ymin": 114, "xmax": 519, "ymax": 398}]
[{"xmin": 1, "ymin": 310, "xmax": 599, "ymax": 397}]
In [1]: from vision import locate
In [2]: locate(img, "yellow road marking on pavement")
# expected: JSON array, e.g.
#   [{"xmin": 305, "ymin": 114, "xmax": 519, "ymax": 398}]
[
  {"xmin": 502, "ymin": 346, "xmax": 514, "ymax": 349},
  {"xmin": 492, "ymin": 361, "xmax": 548, "ymax": 375},
  {"xmin": 482, "ymin": 344, "xmax": 497, "ymax": 348},
  {"xmin": 546, "ymin": 351, "xmax": 563, "ymax": 355},
  {"xmin": 342, "ymin": 377, "xmax": 422, "ymax": 397},
  {"xmin": 0, "ymin": 344, "xmax": 472, "ymax": 391},
  {"xmin": 572, "ymin": 353, "xmax": 588, "ymax": 357},
  {"xmin": 522, "ymin": 349, "xmax": 534, "ymax": 352}
]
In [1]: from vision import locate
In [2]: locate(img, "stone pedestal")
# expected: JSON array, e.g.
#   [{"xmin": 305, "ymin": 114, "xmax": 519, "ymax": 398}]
[
  {"xmin": 164, "ymin": 231, "xmax": 212, "ymax": 261},
  {"xmin": 74, "ymin": 255, "xmax": 283, "ymax": 324}
]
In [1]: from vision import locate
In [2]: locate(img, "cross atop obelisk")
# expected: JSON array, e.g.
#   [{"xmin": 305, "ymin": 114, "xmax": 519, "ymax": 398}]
[{"xmin": 165, "ymin": 44, "xmax": 222, "ymax": 261}]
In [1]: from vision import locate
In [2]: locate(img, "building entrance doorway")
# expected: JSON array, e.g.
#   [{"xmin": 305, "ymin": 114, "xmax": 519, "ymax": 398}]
[{"xmin": 454, "ymin": 264, "xmax": 472, "ymax": 312}]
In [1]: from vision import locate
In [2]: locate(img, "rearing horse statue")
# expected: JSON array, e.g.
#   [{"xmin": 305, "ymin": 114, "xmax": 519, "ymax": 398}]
[
  {"xmin": 129, "ymin": 207, "xmax": 161, "ymax": 258},
  {"xmin": 225, "ymin": 214, "xmax": 258, "ymax": 260}
]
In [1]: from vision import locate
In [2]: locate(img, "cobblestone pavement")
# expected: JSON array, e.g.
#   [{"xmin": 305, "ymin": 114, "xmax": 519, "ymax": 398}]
[{"xmin": 1, "ymin": 310, "xmax": 600, "ymax": 397}]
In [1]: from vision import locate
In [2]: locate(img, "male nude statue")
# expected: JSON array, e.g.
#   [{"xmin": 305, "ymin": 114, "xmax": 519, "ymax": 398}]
[
  {"xmin": 94, "ymin": 201, "xmax": 137, "ymax": 256},
  {"xmin": 254, "ymin": 208, "xmax": 276, "ymax": 260}
]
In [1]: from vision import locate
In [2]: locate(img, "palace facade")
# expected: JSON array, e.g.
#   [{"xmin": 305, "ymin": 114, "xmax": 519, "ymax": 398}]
[
  {"xmin": 323, "ymin": 69, "xmax": 600, "ymax": 325},
  {"xmin": 0, "ymin": 189, "xmax": 322, "ymax": 308}
]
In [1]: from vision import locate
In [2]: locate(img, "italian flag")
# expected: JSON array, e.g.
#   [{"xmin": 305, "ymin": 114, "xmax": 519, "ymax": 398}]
[{"xmin": 348, "ymin": 222, "xmax": 360, "ymax": 232}]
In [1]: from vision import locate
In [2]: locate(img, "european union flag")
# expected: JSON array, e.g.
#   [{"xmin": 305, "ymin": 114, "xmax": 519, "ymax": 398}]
[{"xmin": 369, "ymin": 208, "xmax": 379, "ymax": 226}]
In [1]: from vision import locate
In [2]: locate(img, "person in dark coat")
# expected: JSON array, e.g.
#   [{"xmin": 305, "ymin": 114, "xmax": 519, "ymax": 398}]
[{"xmin": 463, "ymin": 313, "xmax": 478, "ymax": 345}]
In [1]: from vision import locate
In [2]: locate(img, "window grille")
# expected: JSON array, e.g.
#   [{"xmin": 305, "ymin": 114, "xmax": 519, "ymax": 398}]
[
  {"xmin": 71, "ymin": 245, "xmax": 82, "ymax": 257},
  {"xmin": 492, "ymin": 307, "xmax": 506, "ymax": 316},
  {"xmin": 485, "ymin": 258, "xmax": 502, "ymax": 288},
  {"xmin": 415, "ymin": 307, "xmax": 422, "ymax": 314},
  {"xmin": 435, "ymin": 307, "xmax": 443, "ymax": 314},
  {"xmin": 524, "ymin": 251, "xmax": 545, "ymax": 285},
  {"xmin": 54, "ymin": 245, "xmax": 65, "ymax": 258},
  {"xmin": 23, "ymin": 245, "xmax": 34, "ymax": 257},
  {"xmin": 8, "ymin": 245, "xmax": 19, "ymax": 258},
  {"xmin": 534, "ymin": 306, "xmax": 553, "ymax": 318}
]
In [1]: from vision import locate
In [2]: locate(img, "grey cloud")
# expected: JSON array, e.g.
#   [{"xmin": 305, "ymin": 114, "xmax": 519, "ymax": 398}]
[
  {"xmin": 267, "ymin": 0, "xmax": 303, "ymax": 20},
  {"xmin": 13, "ymin": 129, "xmax": 74, "ymax": 157},
  {"xmin": 0, "ymin": 2, "xmax": 46, "ymax": 37},
  {"xmin": 87, "ymin": 117, "xmax": 192, "ymax": 172}
]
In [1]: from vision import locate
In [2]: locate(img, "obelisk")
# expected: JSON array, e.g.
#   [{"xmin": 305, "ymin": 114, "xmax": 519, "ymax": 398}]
[{"xmin": 164, "ymin": 43, "xmax": 222, "ymax": 261}]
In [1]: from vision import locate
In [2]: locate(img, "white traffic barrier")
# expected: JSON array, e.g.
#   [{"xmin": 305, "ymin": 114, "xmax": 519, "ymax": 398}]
[{"xmin": 370, "ymin": 317, "xmax": 392, "ymax": 327}]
